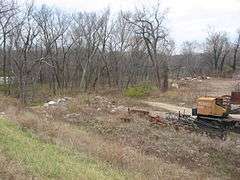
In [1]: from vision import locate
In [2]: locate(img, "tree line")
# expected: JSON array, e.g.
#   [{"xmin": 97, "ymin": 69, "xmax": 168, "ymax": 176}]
[
  {"xmin": 175, "ymin": 30, "xmax": 240, "ymax": 78},
  {"xmin": 0, "ymin": 0, "xmax": 239, "ymax": 103}
]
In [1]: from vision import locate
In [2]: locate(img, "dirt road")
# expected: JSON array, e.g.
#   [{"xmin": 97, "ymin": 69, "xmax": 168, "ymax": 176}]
[
  {"xmin": 144, "ymin": 101, "xmax": 240, "ymax": 119},
  {"xmin": 143, "ymin": 101, "xmax": 192, "ymax": 115}
]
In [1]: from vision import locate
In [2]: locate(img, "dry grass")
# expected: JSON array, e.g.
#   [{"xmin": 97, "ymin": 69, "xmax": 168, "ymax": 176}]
[
  {"xmin": 47, "ymin": 95, "xmax": 240, "ymax": 179},
  {"xmin": 0, "ymin": 151, "xmax": 34, "ymax": 180},
  {"xmin": 1, "ymin": 90, "xmax": 240, "ymax": 179},
  {"xmin": 5, "ymin": 106, "xmax": 200, "ymax": 179},
  {"xmin": 0, "ymin": 118, "xmax": 128, "ymax": 180}
]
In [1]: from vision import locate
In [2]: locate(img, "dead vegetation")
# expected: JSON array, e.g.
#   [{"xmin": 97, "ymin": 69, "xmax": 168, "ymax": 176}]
[
  {"xmin": 0, "ymin": 92, "xmax": 237, "ymax": 179},
  {"xmin": 0, "ymin": 0, "xmax": 239, "ymax": 179},
  {"xmin": 0, "ymin": 151, "xmax": 35, "ymax": 180},
  {"xmin": 3, "ymin": 100, "xmax": 197, "ymax": 179},
  {"xmin": 0, "ymin": 78, "xmax": 239, "ymax": 179}
]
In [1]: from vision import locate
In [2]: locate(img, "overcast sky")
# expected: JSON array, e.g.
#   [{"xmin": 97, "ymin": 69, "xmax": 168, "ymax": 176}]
[{"xmin": 32, "ymin": 0, "xmax": 240, "ymax": 48}]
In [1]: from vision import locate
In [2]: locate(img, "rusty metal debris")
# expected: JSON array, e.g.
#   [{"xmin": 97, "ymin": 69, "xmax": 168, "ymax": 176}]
[
  {"xmin": 231, "ymin": 92, "xmax": 240, "ymax": 104},
  {"xmin": 125, "ymin": 108, "xmax": 236, "ymax": 139},
  {"xmin": 120, "ymin": 117, "xmax": 132, "ymax": 123},
  {"xmin": 128, "ymin": 108, "xmax": 150, "ymax": 116},
  {"xmin": 126, "ymin": 108, "xmax": 184, "ymax": 130}
]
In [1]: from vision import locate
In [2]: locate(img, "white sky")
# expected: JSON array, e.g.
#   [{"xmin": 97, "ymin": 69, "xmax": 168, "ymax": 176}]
[{"xmin": 31, "ymin": 0, "xmax": 240, "ymax": 48}]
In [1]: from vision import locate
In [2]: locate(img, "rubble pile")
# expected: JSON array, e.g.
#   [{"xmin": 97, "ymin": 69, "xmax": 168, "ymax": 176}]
[
  {"xmin": 126, "ymin": 108, "xmax": 196, "ymax": 132},
  {"xmin": 171, "ymin": 76, "xmax": 211, "ymax": 89},
  {"xmin": 91, "ymin": 96, "xmax": 128, "ymax": 113},
  {"xmin": 180, "ymin": 76, "xmax": 211, "ymax": 81},
  {"xmin": 63, "ymin": 113, "xmax": 83, "ymax": 124},
  {"xmin": 43, "ymin": 97, "xmax": 72, "ymax": 108}
]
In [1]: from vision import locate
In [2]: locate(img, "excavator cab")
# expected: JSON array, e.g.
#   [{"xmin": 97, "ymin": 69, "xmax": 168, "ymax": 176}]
[{"xmin": 193, "ymin": 97, "xmax": 230, "ymax": 118}]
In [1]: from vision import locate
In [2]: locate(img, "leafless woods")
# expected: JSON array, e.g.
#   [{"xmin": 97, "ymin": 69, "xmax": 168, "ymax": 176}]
[{"xmin": 0, "ymin": 0, "xmax": 239, "ymax": 103}]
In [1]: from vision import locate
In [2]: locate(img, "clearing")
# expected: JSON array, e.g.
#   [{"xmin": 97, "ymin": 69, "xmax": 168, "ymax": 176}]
[{"xmin": 0, "ymin": 78, "xmax": 240, "ymax": 179}]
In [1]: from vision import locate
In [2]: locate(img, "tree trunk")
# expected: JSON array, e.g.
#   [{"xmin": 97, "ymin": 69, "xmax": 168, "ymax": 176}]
[
  {"xmin": 161, "ymin": 60, "xmax": 169, "ymax": 92},
  {"xmin": 233, "ymin": 34, "xmax": 240, "ymax": 72}
]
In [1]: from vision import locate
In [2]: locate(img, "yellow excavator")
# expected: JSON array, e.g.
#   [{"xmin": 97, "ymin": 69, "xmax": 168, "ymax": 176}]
[
  {"xmin": 193, "ymin": 96, "xmax": 230, "ymax": 118},
  {"xmin": 192, "ymin": 93, "xmax": 240, "ymax": 130}
]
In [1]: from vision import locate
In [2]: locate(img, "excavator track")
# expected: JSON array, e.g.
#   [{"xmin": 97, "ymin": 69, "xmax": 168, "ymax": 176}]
[
  {"xmin": 197, "ymin": 116, "xmax": 237, "ymax": 130},
  {"xmin": 166, "ymin": 112, "xmax": 240, "ymax": 139}
]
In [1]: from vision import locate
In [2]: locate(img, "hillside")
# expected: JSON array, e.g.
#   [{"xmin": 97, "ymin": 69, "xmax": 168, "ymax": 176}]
[{"xmin": 0, "ymin": 78, "xmax": 240, "ymax": 179}]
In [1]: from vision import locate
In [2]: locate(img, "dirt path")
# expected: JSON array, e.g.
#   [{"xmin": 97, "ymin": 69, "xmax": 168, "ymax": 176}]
[
  {"xmin": 143, "ymin": 101, "xmax": 192, "ymax": 115},
  {"xmin": 143, "ymin": 101, "xmax": 240, "ymax": 120}
]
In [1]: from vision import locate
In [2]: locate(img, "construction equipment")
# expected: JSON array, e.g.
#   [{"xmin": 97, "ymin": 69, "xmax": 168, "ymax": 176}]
[
  {"xmin": 160, "ymin": 93, "xmax": 240, "ymax": 138},
  {"xmin": 193, "ymin": 96, "xmax": 230, "ymax": 118},
  {"xmin": 129, "ymin": 92, "xmax": 240, "ymax": 138},
  {"xmin": 191, "ymin": 94, "xmax": 240, "ymax": 132}
]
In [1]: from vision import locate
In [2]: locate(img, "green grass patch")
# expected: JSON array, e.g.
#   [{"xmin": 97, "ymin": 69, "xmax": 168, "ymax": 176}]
[
  {"xmin": 124, "ymin": 84, "xmax": 153, "ymax": 98},
  {"xmin": 0, "ymin": 118, "xmax": 128, "ymax": 180},
  {"xmin": 0, "ymin": 84, "xmax": 11, "ymax": 93},
  {"xmin": 28, "ymin": 100, "xmax": 45, "ymax": 107}
]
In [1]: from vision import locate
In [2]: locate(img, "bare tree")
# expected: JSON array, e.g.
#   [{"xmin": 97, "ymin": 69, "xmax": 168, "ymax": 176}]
[
  {"xmin": 34, "ymin": 5, "xmax": 70, "ymax": 93},
  {"xmin": 11, "ymin": 2, "xmax": 40, "ymax": 103},
  {"xmin": 232, "ymin": 30, "xmax": 240, "ymax": 72},
  {"xmin": 94, "ymin": 9, "xmax": 112, "ymax": 89},
  {"xmin": 108, "ymin": 11, "xmax": 134, "ymax": 88},
  {"xmin": 124, "ymin": 3, "xmax": 170, "ymax": 91},
  {"xmin": 0, "ymin": 0, "xmax": 16, "ymax": 17},
  {"xmin": 219, "ymin": 40, "xmax": 230, "ymax": 73},
  {"xmin": 206, "ymin": 30, "xmax": 229, "ymax": 74},
  {"xmin": 181, "ymin": 41, "xmax": 202, "ymax": 76},
  {"xmin": 0, "ymin": 2, "xmax": 178, "ymax": 103},
  {"xmin": 72, "ymin": 12, "xmax": 102, "ymax": 91},
  {"xmin": 0, "ymin": 0, "xmax": 17, "ymax": 88}
]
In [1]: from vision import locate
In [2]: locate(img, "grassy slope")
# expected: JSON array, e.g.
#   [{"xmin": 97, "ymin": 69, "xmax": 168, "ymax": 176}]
[{"xmin": 0, "ymin": 118, "xmax": 128, "ymax": 180}]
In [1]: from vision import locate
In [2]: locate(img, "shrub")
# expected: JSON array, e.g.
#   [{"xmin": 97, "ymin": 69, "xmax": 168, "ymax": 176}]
[
  {"xmin": 124, "ymin": 84, "xmax": 152, "ymax": 98},
  {"xmin": 0, "ymin": 84, "xmax": 10, "ymax": 93}
]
